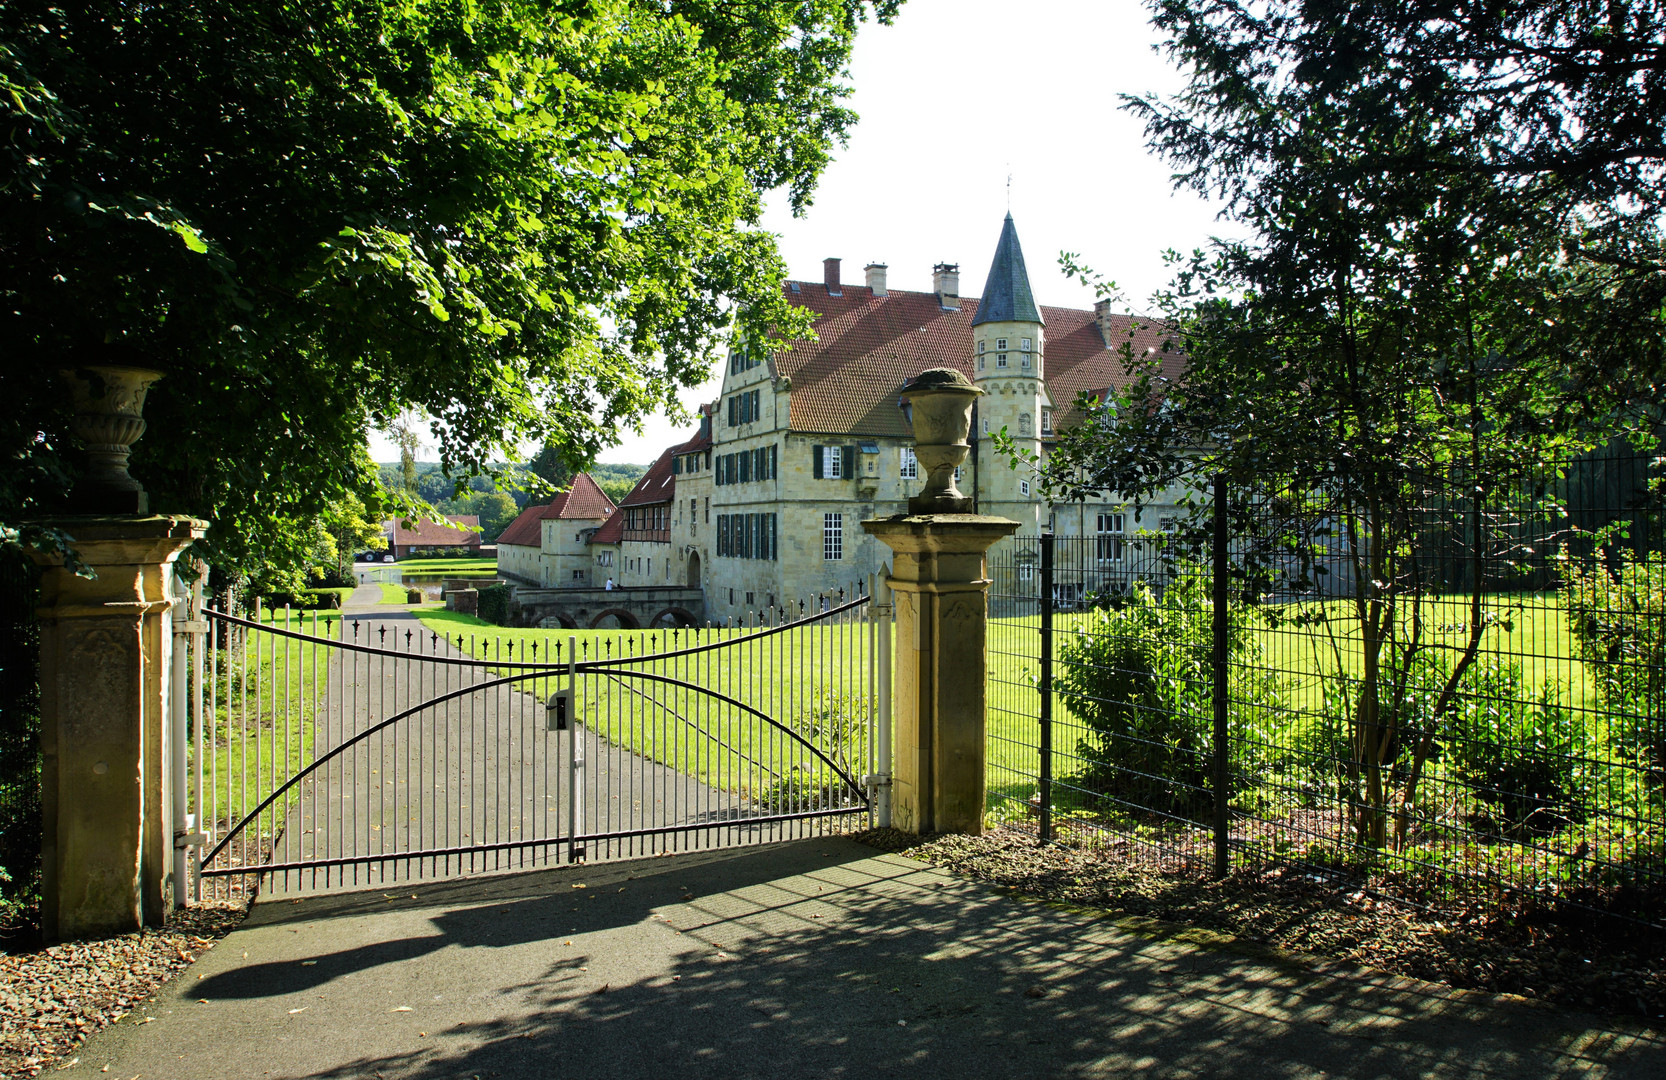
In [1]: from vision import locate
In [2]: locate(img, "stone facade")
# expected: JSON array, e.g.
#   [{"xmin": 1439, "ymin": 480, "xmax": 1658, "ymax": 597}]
[
  {"xmin": 495, "ymin": 474, "xmax": 616, "ymax": 587},
  {"xmin": 652, "ymin": 215, "xmax": 1189, "ymax": 623},
  {"xmin": 547, "ymin": 216, "xmax": 1190, "ymax": 626}
]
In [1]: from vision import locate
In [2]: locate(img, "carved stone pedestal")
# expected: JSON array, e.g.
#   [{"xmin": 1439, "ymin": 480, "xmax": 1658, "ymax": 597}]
[
  {"xmin": 862, "ymin": 514, "xmax": 1018, "ymax": 835},
  {"xmin": 30, "ymin": 515, "xmax": 206, "ymax": 940}
]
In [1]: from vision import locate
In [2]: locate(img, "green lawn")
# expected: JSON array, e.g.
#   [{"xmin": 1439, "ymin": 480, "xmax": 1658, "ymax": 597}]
[
  {"xmin": 194, "ymin": 603, "xmax": 339, "ymax": 844},
  {"xmin": 412, "ymin": 608, "xmax": 882, "ymax": 799},
  {"xmin": 395, "ymin": 557, "xmax": 497, "ymax": 574},
  {"xmin": 377, "ymin": 581, "xmax": 409, "ymax": 604}
]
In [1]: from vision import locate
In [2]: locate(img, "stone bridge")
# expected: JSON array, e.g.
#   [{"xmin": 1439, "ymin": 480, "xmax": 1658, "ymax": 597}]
[{"xmin": 508, "ymin": 584, "xmax": 705, "ymax": 630}]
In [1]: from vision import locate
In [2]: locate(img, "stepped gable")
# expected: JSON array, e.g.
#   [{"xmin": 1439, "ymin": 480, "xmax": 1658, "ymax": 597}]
[
  {"xmin": 495, "ymin": 473, "xmax": 616, "ymax": 548},
  {"xmin": 771, "ymin": 283, "xmax": 1179, "ymax": 436}
]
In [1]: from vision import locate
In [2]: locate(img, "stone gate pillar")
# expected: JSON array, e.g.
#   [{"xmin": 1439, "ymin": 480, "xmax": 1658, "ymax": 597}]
[
  {"xmin": 863, "ymin": 515, "xmax": 1017, "ymax": 834},
  {"xmin": 863, "ymin": 365, "xmax": 1018, "ymax": 835},
  {"xmin": 31, "ymin": 515, "xmax": 206, "ymax": 940}
]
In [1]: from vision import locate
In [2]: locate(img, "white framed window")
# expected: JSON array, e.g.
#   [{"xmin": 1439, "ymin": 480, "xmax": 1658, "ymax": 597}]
[
  {"xmin": 1160, "ymin": 515, "xmax": 1180, "ymax": 533},
  {"xmin": 1019, "ymin": 479, "xmax": 1031, "ymax": 497},
  {"xmin": 977, "ymin": 355, "xmax": 984, "ymax": 371},
  {"xmin": 997, "ymin": 353, "xmax": 1008, "ymax": 368},
  {"xmin": 978, "ymin": 340, "xmax": 987, "ymax": 354},
  {"xmin": 572, "ymin": 570, "xmax": 584, "ymax": 581},
  {"xmin": 1020, "ymin": 352, "xmax": 1031, "ymax": 369},
  {"xmin": 1020, "ymin": 337, "xmax": 1031, "ymax": 352},
  {"xmin": 982, "ymin": 418, "xmax": 989, "ymax": 434},
  {"xmin": 1018, "ymin": 562, "xmax": 1034, "ymax": 582},
  {"xmin": 1097, "ymin": 512, "xmax": 1126, "ymax": 563},
  {"xmin": 900, "ymin": 447, "xmax": 918, "ymax": 479},
  {"xmin": 1041, "ymin": 409, "xmax": 1053, "ymax": 434},
  {"xmin": 822, "ymin": 445, "xmax": 843, "ymax": 479},
  {"xmin": 996, "ymin": 338, "xmax": 1007, "ymax": 350},
  {"xmin": 823, "ymin": 513, "xmax": 844, "ymax": 560}
]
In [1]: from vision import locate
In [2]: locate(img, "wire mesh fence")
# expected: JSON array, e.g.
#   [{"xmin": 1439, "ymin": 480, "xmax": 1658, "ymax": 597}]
[
  {"xmin": 987, "ymin": 448, "xmax": 1666, "ymax": 927},
  {"xmin": 0, "ymin": 558, "xmax": 41, "ymax": 924}
]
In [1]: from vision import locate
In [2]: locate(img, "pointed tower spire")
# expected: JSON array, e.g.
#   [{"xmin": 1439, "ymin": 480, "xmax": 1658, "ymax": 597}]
[{"xmin": 972, "ymin": 214, "xmax": 1043, "ymax": 327}]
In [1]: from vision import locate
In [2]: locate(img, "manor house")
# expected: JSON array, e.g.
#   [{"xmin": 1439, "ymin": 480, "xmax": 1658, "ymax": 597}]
[{"xmin": 500, "ymin": 215, "xmax": 1185, "ymax": 625}]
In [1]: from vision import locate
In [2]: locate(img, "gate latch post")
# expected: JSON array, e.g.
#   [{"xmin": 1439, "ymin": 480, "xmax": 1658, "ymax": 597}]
[{"xmin": 547, "ymin": 690, "xmax": 570, "ymax": 731}]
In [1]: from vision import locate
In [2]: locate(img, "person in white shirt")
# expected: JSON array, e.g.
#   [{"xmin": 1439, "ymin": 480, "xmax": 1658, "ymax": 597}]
[{"xmin": 604, "ymin": 578, "xmax": 615, "ymax": 591}]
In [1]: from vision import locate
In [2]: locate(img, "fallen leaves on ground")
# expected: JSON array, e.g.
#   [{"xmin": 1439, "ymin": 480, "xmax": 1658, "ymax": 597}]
[
  {"xmin": 855, "ymin": 825, "xmax": 1665, "ymax": 1023},
  {"xmin": 0, "ymin": 903, "xmax": 245, "ymax": 1077}
]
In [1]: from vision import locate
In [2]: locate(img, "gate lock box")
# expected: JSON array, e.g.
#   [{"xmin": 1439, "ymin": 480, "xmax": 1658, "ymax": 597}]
[{"xmin": 546, "ymin": 689, "xmax": 570, "ymax": 732}]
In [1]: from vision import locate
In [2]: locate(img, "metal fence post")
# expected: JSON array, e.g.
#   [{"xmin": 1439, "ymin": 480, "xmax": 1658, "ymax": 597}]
[
  {"xmin": 567, "ymin": 635, "xmax": 584, "ymax": 863},
  {"xmin": 1039, "ymin": 532, "xmax": 1054, "ymax": 844},
  {"xmin": 1212, "ymin": 473, "xmax": 1230, "ymax": 879}
]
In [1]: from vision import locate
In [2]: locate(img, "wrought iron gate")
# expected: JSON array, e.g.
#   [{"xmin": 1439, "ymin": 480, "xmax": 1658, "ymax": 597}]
[{"xmin": 183, "ymin": 584, "xmax": 890, "ymax": 898}]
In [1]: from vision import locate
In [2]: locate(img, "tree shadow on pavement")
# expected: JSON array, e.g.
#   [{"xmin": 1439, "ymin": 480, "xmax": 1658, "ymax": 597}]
[{"xmin": 201, "ymin": 839, "xmax": 1664, "ymax": 1080}]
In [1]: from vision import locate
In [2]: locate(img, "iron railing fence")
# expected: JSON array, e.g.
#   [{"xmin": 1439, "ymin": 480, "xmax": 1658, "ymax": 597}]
[
  {"xmin": 987, "ymin": 449, "xmax": 1666, "ymax": 927},
  {"xmin": 193, "ymin": 585, "xmax": 888, "ymax": 900}
]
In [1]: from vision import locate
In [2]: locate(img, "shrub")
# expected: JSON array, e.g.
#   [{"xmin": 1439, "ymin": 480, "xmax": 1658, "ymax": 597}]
[
  {"xmin": 1444, "ymin": 659, "xmax": 1591, "ymax": 834},
  {"xmin": 405, "ymin": 587, "xmax": 424, "ymax": 604},
  {"xmin": 1054, "ymin": 573, "xmax": 1286, "ymax": 819},
  {"xmin": 762, "ymin": 690, "xmax": 867, "ymax": 809},
  {"xmin": 477, "ymin": 584, "xmax": 513, "ymax": 626},
  {"xmin": 1564, "ymin": 550, "xmax": 1666, "ymax": 793}
]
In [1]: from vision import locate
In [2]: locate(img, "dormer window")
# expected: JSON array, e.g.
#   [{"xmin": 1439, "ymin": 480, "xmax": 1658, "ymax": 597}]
[{"xmin": 1041, "ymin": 408, "xmax": 1053, "ymax": 434}]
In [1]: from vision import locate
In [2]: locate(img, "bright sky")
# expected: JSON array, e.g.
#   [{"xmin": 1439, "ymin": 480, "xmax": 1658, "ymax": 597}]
[{"xmin": 371, "ymin": 0, "xmax": 1235, "ymax": 467}]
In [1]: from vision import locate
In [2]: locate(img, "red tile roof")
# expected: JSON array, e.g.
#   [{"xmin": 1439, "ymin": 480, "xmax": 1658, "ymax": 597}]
[
  {"xmin": 618, "ymin": 448, "xmax": 676, "ymax": 507},
  {"xmin": 556, "ymin": 473, "xmax": 617, "ymax": 519},
  {"xmin": 772, "ymin": 282, "xmax": 1180, "ymax": 434},
  {"xmin": 390, "ymin": 515, "xmax": 482, "ymax": 548},
  {"xmin": 494, "ymin": 473, "xmax": 617, "ymax": 549},
  {"xmin": 589, "ymin": 511, "xmax": 623, "ymax": 545}
]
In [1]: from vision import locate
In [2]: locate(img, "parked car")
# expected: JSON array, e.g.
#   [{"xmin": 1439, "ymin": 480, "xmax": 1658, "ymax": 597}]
[{"xmin": 382, "ymin": 554, "xmax": 396, "ymax": 563}]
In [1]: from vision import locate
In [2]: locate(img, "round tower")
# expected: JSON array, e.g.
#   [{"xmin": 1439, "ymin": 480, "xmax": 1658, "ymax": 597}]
[{"xmin": 971, "ymin": 214, "xmax": 1047, "ymax": 523}]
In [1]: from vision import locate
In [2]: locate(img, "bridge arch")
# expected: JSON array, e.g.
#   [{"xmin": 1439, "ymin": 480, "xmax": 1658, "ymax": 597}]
[
  {"xmin": 589, "ymin": 607, "xmax": 641, "ymax": 630},
  {"xmin": 537, "ymin": 612, "xmax": 578, "ymax": 630},
  {"xmin": 651, "ymin": 606, "xmax": 700, "ymax": 628}
]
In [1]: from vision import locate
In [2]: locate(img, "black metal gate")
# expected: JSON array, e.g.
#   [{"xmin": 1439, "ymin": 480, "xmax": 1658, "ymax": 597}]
[{"xmin": 191, "ymin": 589, "xmax": 887, "ymax": 897}]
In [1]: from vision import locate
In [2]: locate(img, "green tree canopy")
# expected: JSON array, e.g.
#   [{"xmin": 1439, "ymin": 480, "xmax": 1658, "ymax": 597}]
[
  {"xmin": 1036, "ymin": 0, "xmax": 1665, "ymax": 850},
  {"xmin": 1, "ymin": 0, "xmax": 898, "ymax": 580}
]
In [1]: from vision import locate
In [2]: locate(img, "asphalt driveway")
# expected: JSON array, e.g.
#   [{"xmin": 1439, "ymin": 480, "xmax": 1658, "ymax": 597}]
[{"xmin": 70, "ymin": 837, "xmax": 1662, "ymax": 1079}]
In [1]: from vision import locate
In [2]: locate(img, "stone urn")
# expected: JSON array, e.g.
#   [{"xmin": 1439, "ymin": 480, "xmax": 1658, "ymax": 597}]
[
  {"xmin": 62, "ymin": 365, "xmax": 163, "ymax": 514},
  {"xmin": 899, "ymin": 367, "xmax": 981, "ymax": 514}
]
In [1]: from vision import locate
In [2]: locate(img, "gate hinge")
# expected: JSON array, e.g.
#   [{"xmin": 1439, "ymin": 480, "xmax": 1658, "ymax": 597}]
[
  {"xmin": 174, "ymin": 830, "xmax": 209, "ymax": 849},
  {"xmin": 862, "ymin": 773, "xmax": 891, "ymax": 789},
  {"xmin": 175, "ymin": 619, "xmax": 209, "ymax": 634}
]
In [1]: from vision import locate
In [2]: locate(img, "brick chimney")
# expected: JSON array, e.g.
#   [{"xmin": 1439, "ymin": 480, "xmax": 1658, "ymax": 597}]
[
  {"xmin": 933, "ymin": 262, "xmax": 959, "ymax": 310},
  {"xmin": 823, "ymin": 257, "xmax": 842, "ymax": 296},
  {"xmin": 864, "ymin": 262, "xmax": 888, "ymax": 297},
  {"xmin": 1094, "ymin": 299, "xmax": 1114, "ymax": 347}
]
